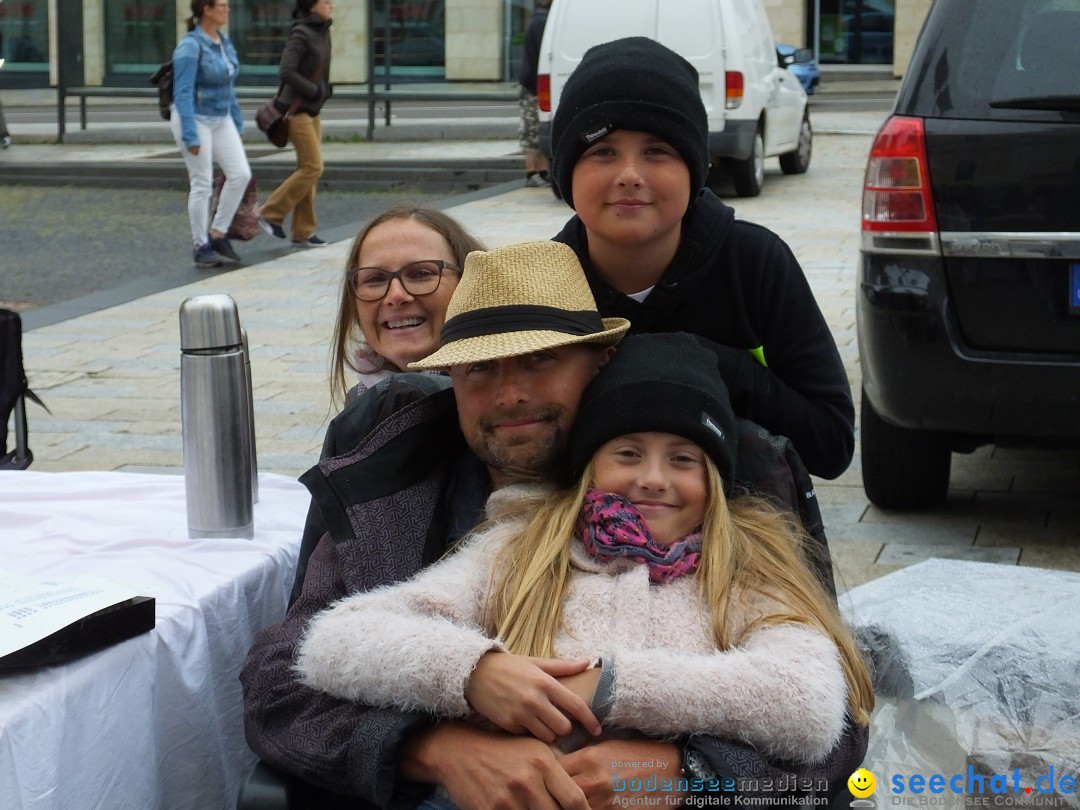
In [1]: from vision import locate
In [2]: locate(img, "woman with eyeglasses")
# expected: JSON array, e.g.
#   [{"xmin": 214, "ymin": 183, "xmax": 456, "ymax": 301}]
[
  {"xmin": 329, "ymin": 205, "xmax": 486, "ymax": 406},
  {"xmin": 170, "ymin": 0, "xmax": 252, "ymax": 268}
]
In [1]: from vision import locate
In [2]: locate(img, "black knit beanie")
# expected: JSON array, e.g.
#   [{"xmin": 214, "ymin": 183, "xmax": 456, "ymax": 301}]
[
  {"xmin": 551, "ymin": 37, "xmax": 710, "ymax": 209},
  {"xmin": 563, "ymin": 333, "xmax": 738, "ymax": 491}
]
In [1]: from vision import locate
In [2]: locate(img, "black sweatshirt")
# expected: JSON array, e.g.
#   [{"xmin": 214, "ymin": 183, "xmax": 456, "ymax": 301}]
[{"xmin": 554, "ymin": 189, "xmax": 855, "ymax": 479}]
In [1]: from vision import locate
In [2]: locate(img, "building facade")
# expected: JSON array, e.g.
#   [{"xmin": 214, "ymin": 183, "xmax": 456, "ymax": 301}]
[{"xmin": 0, "ymin": 0, "xmax": 928, "ymax": 89}]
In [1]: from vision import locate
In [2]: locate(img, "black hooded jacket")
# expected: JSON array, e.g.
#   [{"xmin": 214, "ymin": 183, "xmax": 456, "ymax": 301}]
[{"xmin": 554, "ymin": 188, "xmax": 855, "ymax": 479}]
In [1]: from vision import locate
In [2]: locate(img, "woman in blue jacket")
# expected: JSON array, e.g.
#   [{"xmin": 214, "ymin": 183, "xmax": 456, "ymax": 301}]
[{"xmin": 170, "ymin": 0, "xmax": 252, "ymax": 268}]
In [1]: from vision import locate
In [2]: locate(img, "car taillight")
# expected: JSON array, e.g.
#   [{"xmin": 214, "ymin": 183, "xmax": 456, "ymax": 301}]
[
  {"xmin": 538, "ymin": 74, "xmax": 551, "ymax": 113},
  {"xmin": 862, "ymin": 116, "xmax": 940, "ymax": 253},
  {"xmin": 725, "ymin": 72, "xmax": 743, "ymax": 109}
]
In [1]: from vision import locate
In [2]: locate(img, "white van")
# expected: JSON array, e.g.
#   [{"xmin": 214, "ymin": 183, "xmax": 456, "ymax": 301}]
[{"xmin": 536, "ymin": 0, "xmax": 812, "ymax": 197}]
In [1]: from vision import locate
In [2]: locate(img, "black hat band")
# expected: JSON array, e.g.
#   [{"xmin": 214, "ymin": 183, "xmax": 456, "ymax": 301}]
[{"xmin": 440, "ymin": 304, "xmax": 605, "ymax": 345}]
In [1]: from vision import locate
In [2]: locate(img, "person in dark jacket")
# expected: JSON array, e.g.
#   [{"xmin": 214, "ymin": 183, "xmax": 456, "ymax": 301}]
[
  {"xmin": 240, "ymin": 242, "xmax": 868, "ymax": 809},
  {"xmin": 257, "ymin": 0, "xmax": 333, "ymax": 248},
  {"xmin": 550, "ymin": 37, "xmax": 855, "ymax": 480},
  {"xmin": 517, "ymin": 0, "xmax": 551, "ymax": 187}
]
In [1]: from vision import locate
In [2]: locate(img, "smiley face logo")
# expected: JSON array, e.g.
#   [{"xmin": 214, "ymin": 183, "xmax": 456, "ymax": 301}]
[{"xmin": 848, "ymin": 768, "xmax": 877, "ymax": 798}]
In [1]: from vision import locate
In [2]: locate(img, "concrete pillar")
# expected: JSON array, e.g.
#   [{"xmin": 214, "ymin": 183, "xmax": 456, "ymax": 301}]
[
  {"xmin": 764, "ymin": 0, "xmax": 808, "ymax": 48},
  {"xmin": 894, "ymin": 0, "xmax": 931, "ymax": 78},
  {"xmin": 330, "ymin": 0, "xmax": 367, "ymax": 84},
  {"xmin": 445, "ymin": 0, "xmax": 502, "ymax": 81},
  {"xmin": 82, "ymin": 0, "xmax": 104, "ymax": 85},
  {"xmin": 48, "ymin": 0, "xmax": 58, "ymax": 85}
]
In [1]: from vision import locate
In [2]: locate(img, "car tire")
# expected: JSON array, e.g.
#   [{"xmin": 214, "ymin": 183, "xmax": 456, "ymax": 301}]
[
  {"xmin": 731, "ymin": 127, "xmax": 765, "ymax": 197},
  {"xmin": 780, "ymin": 112, "xmax": 812, "ymax": 175},
  {"xmin": 861, "ymin": 388, "xmax": 951, "ymax": 509}
]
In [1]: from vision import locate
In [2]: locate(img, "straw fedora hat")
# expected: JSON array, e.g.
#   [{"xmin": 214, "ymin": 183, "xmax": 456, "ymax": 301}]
[{"xmin": 409, "ymin": 241, "xmax": 630, "ymax": 370}]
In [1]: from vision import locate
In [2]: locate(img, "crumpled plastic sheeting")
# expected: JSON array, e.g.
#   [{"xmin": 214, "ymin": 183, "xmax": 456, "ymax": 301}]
[{"xmin": 841, "ymin": 558, "xmax": 1080, "ymax": 805}]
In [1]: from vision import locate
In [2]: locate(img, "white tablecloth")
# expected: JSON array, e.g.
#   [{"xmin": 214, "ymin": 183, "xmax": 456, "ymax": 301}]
[{"xmin": 0, "ymin": 471, "xmax": 311, "ymax": 810}]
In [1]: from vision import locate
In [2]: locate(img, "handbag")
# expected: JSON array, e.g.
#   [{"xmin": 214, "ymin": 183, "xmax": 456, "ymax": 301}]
[
  {"xmin": 210, "ymin": 175, "xmax": 260, "ymax": 241},
  {"xmin": 255, "ymin": 96, "xmax": 297, "ymax": 148},
  {"xmin": 256, "ymin": 60, "xmax": 325, "ymax": 148}
]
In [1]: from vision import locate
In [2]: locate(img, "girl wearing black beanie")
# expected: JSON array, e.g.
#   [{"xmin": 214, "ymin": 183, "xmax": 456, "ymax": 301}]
[{"xmin": 550, "ymin": 37, "xmax": 856, "ymax": 482}]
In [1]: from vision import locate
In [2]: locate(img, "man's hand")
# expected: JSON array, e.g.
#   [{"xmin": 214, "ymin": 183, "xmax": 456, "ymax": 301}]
[
  {"xmin": 560, "ymin": 739, "xmax": 686, "ymax": 810},
  {"xmin": 465, "ymin": 651, "xmax": 602, "ymax": 742},
  {"xmin": 400, "ymin": 721, "xmax": 590, "ymax": 810}
]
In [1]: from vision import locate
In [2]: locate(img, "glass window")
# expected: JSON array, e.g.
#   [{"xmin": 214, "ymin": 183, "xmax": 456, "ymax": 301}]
[
  {"xmin": 902, "ymin": 0, "xmax": 1080, "ymax": 120},
  {"xmin": 0, "ymin": 0, "xmax": 49, "ymax": 72},
  {"xmin": 371, "ymin": 0, "xmax": 446, "ymax": 79},
  {"xmin": 819, "ymin": 0, "xmax": 894, "ymax": 65},
  {"xmin": 230, "ymin": 0, "xmax": 291, "ymax": 78},
  {"xmin": 104, "ymin": 0, "xmax": 172, "ymax": 78},
  {"xmin": 101, "ymin": 0, "xmax": 286, "ymax": 82},
  {"xmin": 506, "ymin": 0, "xmax": 529, "ymax": 81}
]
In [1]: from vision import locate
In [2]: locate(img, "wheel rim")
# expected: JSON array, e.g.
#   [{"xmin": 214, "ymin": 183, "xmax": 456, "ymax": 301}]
[
  {"xmin": 752, "ymin": 133, "xmax": 764, "ymax": 187},
  {"xmin": 797, "ymin": 119, "xmax": 812, "ymax": 164}
]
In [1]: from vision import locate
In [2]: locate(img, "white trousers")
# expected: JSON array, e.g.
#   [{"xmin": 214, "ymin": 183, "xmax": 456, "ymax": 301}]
[{"xmin": 170, "ymin": 113, "xmax": 252, "ymax": 247}]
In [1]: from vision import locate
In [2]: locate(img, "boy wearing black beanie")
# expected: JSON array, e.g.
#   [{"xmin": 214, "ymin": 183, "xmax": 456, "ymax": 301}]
[{"xmin": 549, "ymin": 37, "xmax": 856, "ymax": 483}]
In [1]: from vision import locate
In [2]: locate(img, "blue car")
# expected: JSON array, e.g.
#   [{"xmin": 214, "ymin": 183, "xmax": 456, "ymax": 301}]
[{"xmin": 777, "ymin": 43, "xmax": 820, "ymax": 95}]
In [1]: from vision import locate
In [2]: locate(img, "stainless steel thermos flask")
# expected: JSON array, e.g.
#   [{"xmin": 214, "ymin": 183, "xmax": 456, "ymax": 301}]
[
  {"xmin": 179, "ymin": 294, "xmax": 254, "ymax": 539},
  {"xmin": 241, "ymin": 327, "xmax": 259, "ymax": 505}
]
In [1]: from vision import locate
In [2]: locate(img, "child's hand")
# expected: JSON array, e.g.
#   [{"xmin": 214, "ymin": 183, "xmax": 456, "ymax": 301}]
[
  {"xmin": 556, "ymin": 667, "xmax": 601, "ymax": 707},
  {"xmin": 464, "ymin": 651, "xmax": 602, "ymax": 742}
]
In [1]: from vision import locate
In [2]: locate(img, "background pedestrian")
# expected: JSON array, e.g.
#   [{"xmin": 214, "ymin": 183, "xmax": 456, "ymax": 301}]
[
  {"xmin": 170, "ymin": 0, "xmax": 252, "ymax": 268},
  {"xmin": 257, "ymin": 0, "xmax": 333, "ymax": 248},
  {"xmin": 517, "ymin": 0, "xmax": 551, "ymax": 187}
]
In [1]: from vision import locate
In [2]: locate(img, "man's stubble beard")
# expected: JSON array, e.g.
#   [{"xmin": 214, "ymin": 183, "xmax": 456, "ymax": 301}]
[{"xmin": 470, "ymin": 406, "xmax": 569, "ymax": 484}]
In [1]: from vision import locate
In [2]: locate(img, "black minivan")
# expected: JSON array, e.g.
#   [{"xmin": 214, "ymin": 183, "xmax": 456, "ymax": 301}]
[{"xmin": 857, "ymin": 0, "xmax": 1080, "ymax": 508}]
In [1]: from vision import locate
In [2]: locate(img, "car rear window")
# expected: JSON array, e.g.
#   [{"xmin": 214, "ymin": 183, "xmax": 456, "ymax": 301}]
[{"xmin": 898, "ymin": 0, "xmax": 1080, "ymax": 120}]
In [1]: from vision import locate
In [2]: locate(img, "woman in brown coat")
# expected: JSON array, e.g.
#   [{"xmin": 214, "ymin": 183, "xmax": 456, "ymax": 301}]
[{"xmin": 257, "ymin": 0, "xmax": 333, "ymax": 247}]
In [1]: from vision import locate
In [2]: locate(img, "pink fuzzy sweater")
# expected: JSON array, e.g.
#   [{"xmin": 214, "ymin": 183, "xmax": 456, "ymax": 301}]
[{"xmin": 296, "ymin": 486, "xmax": 848, "ymax": 763}]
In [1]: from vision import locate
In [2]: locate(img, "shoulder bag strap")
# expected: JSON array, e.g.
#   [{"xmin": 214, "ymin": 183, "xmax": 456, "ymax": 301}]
[{"xmin": 276, "ymin": 58, "xmax": 325, "ymax": 117}]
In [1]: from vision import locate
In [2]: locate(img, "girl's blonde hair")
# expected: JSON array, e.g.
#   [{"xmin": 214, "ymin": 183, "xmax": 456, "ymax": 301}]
[
  {"xmin": 483, "ymin": 456, "xmax": 874, "ymax": 726},
  {"xmin": 329, "ymin": 205, "xmax": 485, "ymax": 407}
]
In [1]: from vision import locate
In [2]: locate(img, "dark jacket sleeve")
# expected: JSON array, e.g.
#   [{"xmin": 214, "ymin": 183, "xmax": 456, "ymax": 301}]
[
  {"xmin": 685, "ymin": 718, "xmax": 868, "ymax": 803},
  {"xmin": 518, "ymin": 8, "xmax": 547, "ymax": 94},
  {"xmin": 693, "ymin": 229, "xmax": 854, "ymax": 480},
  {"xmin": 240, "ymin": 534, "xmax": 435, "ymax": 808},
  {"xmin": 241, "ymin": 375, "xmax": 457, "ymax": 806}
]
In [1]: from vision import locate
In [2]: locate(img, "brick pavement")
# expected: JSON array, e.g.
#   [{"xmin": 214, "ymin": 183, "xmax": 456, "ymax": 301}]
[{"xmin": 11, "ymin": 110, "xmax": 1080, "ymax": 592}]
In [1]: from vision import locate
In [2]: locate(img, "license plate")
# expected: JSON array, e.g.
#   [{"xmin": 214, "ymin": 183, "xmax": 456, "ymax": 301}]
[{"xmin": 1072, "ymin": 264, "xmax": 1080, "ymax": 314}]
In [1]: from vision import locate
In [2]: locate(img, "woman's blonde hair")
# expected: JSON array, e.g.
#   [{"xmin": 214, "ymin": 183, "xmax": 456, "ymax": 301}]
[
  {"xmin": 483, "ymin": 457, "xmax": 874, "ymax": 726},
  {"xmin": 329, "ymin": 205, "xmax": 485, "ymax": 407}
]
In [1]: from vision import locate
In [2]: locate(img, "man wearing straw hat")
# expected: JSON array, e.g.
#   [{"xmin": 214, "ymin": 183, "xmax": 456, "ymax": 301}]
[{"xmin": 242, "ymin": 241, "xmax": 864, "ymax": 809}]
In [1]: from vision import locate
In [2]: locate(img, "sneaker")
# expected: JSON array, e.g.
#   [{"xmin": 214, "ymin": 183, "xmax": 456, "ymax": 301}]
[
  {"xmin": 525, "ymin": 173, "xmax": 550, "ymax": 188},
  {"xmin": 193, "ymin": 243, "xmax": 222, "ymax": 268},
  {"xmin": 1, "ymin": 135, "xmax": 10, "ymax": 149},
  {"xmin": 257, "ymin": 213, "xmax": 286, "ymax": 239},
  {"xmin": 209, "ymin": 235, "xmax": 241, "ymax": 264},
  {"xmin": 291, "ymin": 235, "xmax": 327, "ymax": 248}
]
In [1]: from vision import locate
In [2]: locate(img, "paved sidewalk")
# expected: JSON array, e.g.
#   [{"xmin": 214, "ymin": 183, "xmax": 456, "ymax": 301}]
[{"xmin": 10, "ymin": 110, "xmax": 1080, "ymax": 593}]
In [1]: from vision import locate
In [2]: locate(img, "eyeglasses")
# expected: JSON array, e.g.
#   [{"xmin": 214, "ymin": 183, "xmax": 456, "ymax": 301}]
[{"xmin": 348, "ymin": 260, "xmax": 459, "ymax": 302}]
